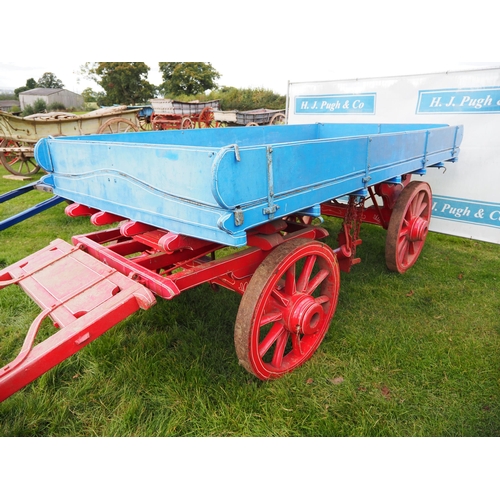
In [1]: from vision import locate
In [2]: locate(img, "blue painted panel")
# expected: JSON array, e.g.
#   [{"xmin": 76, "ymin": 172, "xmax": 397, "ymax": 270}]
[
  {"xmin": 35, "ymin": 123, "xmax": 464, "ymax": 247},
  {"xmin": 416, "ymin": 87, "xmax": 500, "ymax": 114},
  {"xmin": 295, "ymin": 94, "xmax": 376, "ymax": 114},
  {"xmin": 432, "ymin": 195, "xmax": 500, "ymax": 229}
]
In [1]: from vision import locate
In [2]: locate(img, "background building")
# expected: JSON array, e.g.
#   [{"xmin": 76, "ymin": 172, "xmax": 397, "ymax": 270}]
[
  {"xmin": 0, "ymin": 100, "xmax": 20, "ymax": 112},
  {"xmin": 19, "ymin": 88, "xmax": 84, "ymax": 110}
]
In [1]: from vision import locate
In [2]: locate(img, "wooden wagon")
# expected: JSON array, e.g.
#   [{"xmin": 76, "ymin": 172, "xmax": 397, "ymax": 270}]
[
  {"xmin": 0, "ymin": 106, "xmax": 141, "ymax": 176},
  {"xmin": 150, "ymin": 99, "xmax": 221, "ymax": 130},
  {"xmin": 0, "ymin": 122, "xmax": 464, "ymax": 401},
  {"xmin": 213, "ymin": 108, "xmax": 286, "ymax": 126}
]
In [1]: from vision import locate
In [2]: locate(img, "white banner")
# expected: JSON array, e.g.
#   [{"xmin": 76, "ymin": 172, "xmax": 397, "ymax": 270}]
[{"xmin": 287, "ymin": 67, "xmax": 500, "ymax": 244}]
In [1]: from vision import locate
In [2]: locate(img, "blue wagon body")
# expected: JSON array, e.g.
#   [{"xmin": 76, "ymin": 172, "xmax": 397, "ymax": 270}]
[{"xmin": 34, "ymin": 123, "xmax": 463, "ymax": 246}]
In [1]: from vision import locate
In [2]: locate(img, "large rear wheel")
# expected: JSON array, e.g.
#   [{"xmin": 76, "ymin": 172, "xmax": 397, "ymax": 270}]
[
  {"xmin": 235, "ymin": 239, "xmax": 340, "ymax": 380},
  {"xmin": 197, "ymin": 107, "xmax": 214, "ymax": 128}
]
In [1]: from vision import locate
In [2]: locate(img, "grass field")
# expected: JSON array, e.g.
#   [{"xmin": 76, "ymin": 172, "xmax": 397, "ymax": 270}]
[{"xmin": 0, "ymin": 171, "xmax": 499, "ymax": 437}]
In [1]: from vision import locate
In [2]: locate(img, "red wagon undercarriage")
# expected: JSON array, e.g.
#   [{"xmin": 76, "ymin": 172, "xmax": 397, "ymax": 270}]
[{"xmin": 0, "ymin": 175, "xmax": 432, "ymax": 401}]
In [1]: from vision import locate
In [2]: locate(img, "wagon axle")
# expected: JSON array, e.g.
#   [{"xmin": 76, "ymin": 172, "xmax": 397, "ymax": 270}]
[
  {"xmin": 285, "ymin": 293, "xmax": 326, "ymax": 336},
  {"xmin": 407, "ymin": 215, "xmax": 429, "ymax": 242}
]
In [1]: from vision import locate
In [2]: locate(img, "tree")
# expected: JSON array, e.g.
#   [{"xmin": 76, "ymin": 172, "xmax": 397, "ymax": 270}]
[
  {"xmin": 207, "ymin": 86, "xmax": 286, "ymax": 111},
  {"xmin": 0, "ymin": 91, "xmax": 16, "ymax": 100},
  {"xmin": 81, "ymin": 87, "xmax": 106, "ymax": 106},
  {"xmin": 14, "ymin": 77, "xmax": 37, "ymax": 97},
  {"xmin": 37, "ymin": 72, "xmax": 64, "ymax": 89},
  {"xmin": 81, "ymin": 62, "xmax": 156, "ymax": 105},
  {"xmin": 21, "ymin": 98, "xmax": 47, "ymax": 117},
  {"xmin": 159, "ymin": 62, "xmax": 221, "ymax": 96}
]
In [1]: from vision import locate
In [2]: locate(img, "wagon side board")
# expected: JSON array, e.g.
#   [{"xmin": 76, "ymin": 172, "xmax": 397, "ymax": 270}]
[{"xmin": 34, "ymin": 123, "xmax": 463, "ymax": 247}]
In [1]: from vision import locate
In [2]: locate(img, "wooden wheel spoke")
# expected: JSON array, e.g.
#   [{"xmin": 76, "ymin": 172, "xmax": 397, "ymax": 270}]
[
  {"xmin": 399, "ymin": 229, "xmax": 410, "ymax": 241},
  {"xmin": 271, "ymin": 287, "xmax": 290, "ymax": 307},
  {"xmin": 398, "ymin": 228, "xmax": 409, "ymax": 242},
  {"xmin": 306, "ymin": 268, "xmax": 330, "ymax": 295},
  {"xmin": 258, "ymin": 323, "xmax": 285, "ymax": 359},
  {"xmin": 398, "ymin": 238, "xmax": 410, "ymax": 262},
  {"xmin": 413, "ymin": 191, "xmax": 428, "ymax": 216},
  {"xmin": 315, "ymin": 295, "xmax": 330, "ymax": 305},
  {"xmin": 284, "ymin": 264, "xmax": 296, "ymax": 296},
  {"xmin": 259, "ymin": 310, "xmax": 283, "ymax": 327},
  {"xmin": 297, "ymin": 255, "xmax": 317, "ymax": 292},
  {"xmin": 407, "ymin": 240, "xmax": 420, "ymax": 257},
  {"xmin": 271, "ymin": 329, "xmax": 288, "ymax": 368}
]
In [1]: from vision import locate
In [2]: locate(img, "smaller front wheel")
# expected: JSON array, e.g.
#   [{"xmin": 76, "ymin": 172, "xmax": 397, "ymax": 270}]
[
  {"xmin": 385, "ymin": 181, "xmax": 432, "ymax": 273},
  {"xmin": 235, "ymin": 239, "xmax": 340, "ymax": 380}
]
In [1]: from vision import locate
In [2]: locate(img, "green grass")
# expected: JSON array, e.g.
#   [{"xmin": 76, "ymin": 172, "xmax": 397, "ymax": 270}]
[{"xmin": 0, "ymin": 172, "xmax": 499, "ymax": 436}]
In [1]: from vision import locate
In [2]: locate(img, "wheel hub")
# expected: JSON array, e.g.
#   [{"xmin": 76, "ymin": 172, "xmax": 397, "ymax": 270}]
[
  {"xmin": 285, "ymin": 294, "xmax": 324, "ymax": 335},
  {"xmin": 408, "ymin": 216, "xmax": 428, "ymax": 242}
]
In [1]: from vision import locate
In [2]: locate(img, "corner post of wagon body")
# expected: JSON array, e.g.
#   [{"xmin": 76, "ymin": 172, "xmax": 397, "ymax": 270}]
[{"xmin": 263, "ymin": 146, "xmax": 279, "ymax": 219}]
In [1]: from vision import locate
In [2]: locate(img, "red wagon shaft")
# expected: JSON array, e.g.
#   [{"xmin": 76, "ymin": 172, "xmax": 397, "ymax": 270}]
[{"xmin": 0, "ymin": 239, "xmax": 156, "ymax": 401}]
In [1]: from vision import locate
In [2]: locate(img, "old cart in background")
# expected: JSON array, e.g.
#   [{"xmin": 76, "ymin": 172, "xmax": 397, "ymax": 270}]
[
  {"xmin": 150, "ymin": 99, "xmax": 222, "ymax": 130},
  {"xmin": 0, "ymin": 106, "xmax": 141, "ymax": 176},
  {"xmin": 214, "ymin": 108, "xmax": 286, "ymax": 126},
  {"xmin": 0, "ymin": 122, "xmax": 463, "ymax": 401}
]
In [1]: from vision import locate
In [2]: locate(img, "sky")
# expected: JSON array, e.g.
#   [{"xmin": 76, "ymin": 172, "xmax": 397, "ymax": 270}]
[{"xmin": 1, "ymin": 0, "xmax": 498, "ymax": 97}]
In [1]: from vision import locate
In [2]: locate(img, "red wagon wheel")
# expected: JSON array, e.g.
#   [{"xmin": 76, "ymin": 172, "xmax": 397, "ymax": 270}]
[
  {"xmin": 198, "ymin": 107, "xmax": 214, "ymax": 128},
  {"xmin": 181, "ymin": 117, "xmax": 194, "ymax": 129},
  {"xmin": 235, "ymin": 238, "xmax": 340, "ymax": 380},
  {"xmin": 0, "ymin": 139, "xmax": 18, "ymax": 167},
  {"xmin": 385, "ymin": 181, "xmax": 432, "ymax": 273},
  {"xmin": 0, "ymin": 139, "xmax": 40, "ymax": 176}
]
